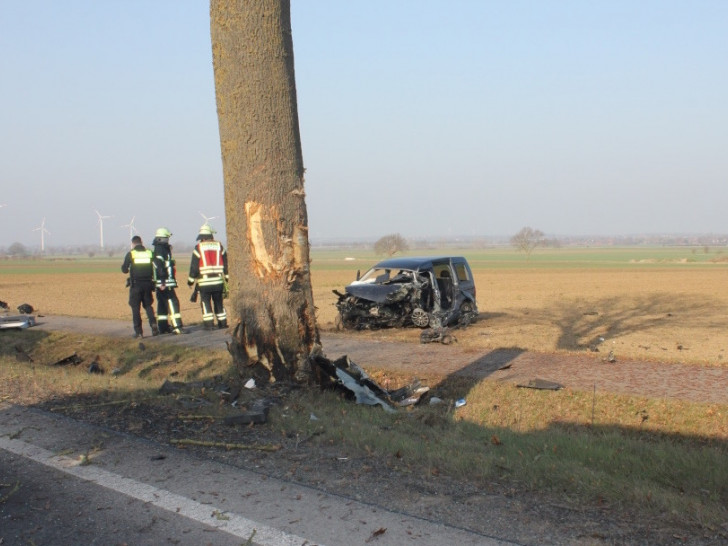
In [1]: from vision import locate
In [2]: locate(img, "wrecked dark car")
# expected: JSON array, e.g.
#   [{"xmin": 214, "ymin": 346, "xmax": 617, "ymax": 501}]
[{"xmin": 333, "ymin": 256, "xmax": 479, "ymax": 330}]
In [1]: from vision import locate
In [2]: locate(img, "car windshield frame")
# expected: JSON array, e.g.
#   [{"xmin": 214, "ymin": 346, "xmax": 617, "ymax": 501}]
[{"xmin": 353, "ymin": 267, "xmax": 417, "ymax": 285}]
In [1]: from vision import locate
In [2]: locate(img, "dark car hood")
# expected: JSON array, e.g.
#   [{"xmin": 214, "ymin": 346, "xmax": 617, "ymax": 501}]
[{"xmin": 345, "ymin": 283, "xmax": 412, "ymax": 304}]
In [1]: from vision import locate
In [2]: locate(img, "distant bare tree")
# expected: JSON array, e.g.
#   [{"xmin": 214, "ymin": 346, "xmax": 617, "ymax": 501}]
[
  {"xmin": 511, "ymin": 227, "xmax": 545, "ymax": 259},
  {"xmin": 7, "ymin": 242, "xmax": 28, "ymax": 257},
  {"xmin": 374, "ymin": 233, "xmax": 409, "ymax": 256}
]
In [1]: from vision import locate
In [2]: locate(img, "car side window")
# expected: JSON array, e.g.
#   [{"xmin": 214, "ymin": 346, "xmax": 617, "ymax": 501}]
[{"xmin": 455, "ymin": 263, "xmax": 470, "ymax": 282}]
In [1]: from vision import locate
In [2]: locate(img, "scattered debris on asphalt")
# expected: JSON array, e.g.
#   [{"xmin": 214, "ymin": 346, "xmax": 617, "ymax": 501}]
[{"xmin": 366, "ymin": 527, "xmax": 387, "ymax": 542}]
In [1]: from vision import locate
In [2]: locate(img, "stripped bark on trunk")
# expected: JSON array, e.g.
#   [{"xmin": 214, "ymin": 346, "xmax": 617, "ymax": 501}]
[{"xmin": 210, "ymin": 0, "xmax": 319, "ymax": 383}]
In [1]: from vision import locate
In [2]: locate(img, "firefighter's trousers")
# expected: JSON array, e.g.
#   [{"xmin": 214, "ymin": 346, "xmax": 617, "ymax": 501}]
[
  {"xmin": 128, "ymin": 281, "xmax": 156, "ymax": 336},
  {"xmin": 156, "ymin": 287, "xmax": 183, "ymax": 334},
  {"xmin": 199, "ymin": 286, "xmax": 227, "ymax": 329}
]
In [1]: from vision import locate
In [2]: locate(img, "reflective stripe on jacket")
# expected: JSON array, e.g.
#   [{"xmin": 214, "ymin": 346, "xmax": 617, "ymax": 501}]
[
  {"xmin": 189, "ymin": 240, "xmax": 227, "ymax": 288},
  {"xmin": 130, "ymin": 249, "xmax": 154, "ymax": 282},
  {"xmin": 153, "ymin": 243, "xmax": 177, "ymax": 288}
]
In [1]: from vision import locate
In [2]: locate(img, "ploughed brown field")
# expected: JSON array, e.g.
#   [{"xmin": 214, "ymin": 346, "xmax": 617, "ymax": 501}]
[{"xmin": 2, "ymin": 264, "xmax": 726, "ymax": 367}]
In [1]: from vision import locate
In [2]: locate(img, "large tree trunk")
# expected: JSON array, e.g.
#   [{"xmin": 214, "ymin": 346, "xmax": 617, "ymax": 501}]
[{"xmin": 210, "ymin": 0, "xmax": 319, "ymax": 383}]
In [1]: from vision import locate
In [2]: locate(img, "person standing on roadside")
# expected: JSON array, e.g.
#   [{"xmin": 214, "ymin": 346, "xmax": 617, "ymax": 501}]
[
  {"xmin": 121, "ymin": 235, "xmax": 159, "ymax": 338},
  {"xmin": 187, "ymin": 224, "xmax": 228, "ymax": 330},
  {"xmin": 152, "ymin": 227, "xmax": 184, "ymax": 334}
]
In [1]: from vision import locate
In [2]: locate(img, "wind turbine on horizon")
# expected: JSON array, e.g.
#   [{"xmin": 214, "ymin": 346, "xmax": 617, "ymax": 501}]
[
  {"xmin": 199, "ymin": 211, "xmax": 218, "ymax": 226},
  {"xmin": 121, "ymin": 216, "xmax": 138, "ymax": 241},
  {"xmin": 95, "ymin": 210, "xmax": 113, "ymax": 249},
  {"xmin": 32, "ymin": 217, "xmax": 50, "ymax": 253}
]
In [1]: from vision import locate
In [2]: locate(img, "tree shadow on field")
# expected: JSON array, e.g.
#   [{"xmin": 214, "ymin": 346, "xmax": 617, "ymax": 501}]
[
  {"xmin": 427, "ymin": 292, "xmax": 727, "ymax": 406},
  {"xmin": 540, "ymin": 292, "xmax": 725, "ymax": 352}
]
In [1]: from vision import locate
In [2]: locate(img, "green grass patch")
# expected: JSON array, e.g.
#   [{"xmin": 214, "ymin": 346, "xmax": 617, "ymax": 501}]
[
  {"xmin": 310, "ymin": 246, "xmax": 728, "ymax": 271},
  {"xmin": 275, "ymin": 384, "xmax": 728, "ymax": 529},
  {"xmin": 2, "ymin": 246, "xmax": 725, "ymax": 276},
  {"xmin": 0, "ymin": 257, "xmax": 121, "ymax": 275}
]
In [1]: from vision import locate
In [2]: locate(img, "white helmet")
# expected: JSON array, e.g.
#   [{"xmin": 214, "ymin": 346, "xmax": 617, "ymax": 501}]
[{"xmin": 199, "ymin": 224, "xmax": 216, "ymax": 236}]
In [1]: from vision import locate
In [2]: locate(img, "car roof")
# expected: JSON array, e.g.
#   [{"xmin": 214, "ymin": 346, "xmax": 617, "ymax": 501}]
[{"xmin": 371, "ymin": 256, "xmax": 466, "ymax": 270}]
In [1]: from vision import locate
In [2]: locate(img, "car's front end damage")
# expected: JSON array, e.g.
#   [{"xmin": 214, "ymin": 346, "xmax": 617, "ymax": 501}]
[
  {"xmin": 333, "ymin": 272, "xmax": 429, "ymax": 330},
  {"xmin": 333, "ymin": 257, "xmax": 479, "ymax": 331}
]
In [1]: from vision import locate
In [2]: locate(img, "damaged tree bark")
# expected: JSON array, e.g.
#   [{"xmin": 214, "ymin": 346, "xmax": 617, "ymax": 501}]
[{"xmin": 210, "ymin": 0, "xmax": 319, "ymax": 383}]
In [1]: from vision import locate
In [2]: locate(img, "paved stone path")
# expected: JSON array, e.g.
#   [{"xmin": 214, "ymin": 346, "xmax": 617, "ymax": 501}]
[{"xmin": 33, "ymin": 315, "xmax": 728, "ymax": 404}]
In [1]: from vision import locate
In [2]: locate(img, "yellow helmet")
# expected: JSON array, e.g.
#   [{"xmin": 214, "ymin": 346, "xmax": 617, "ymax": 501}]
[
  {"xmin": 198, "ymin": 224, "xmax": 215, "ymax": 236},
  {"xmin": 155, "ymin": 227, "xmax": 172, "ymax": 238}
]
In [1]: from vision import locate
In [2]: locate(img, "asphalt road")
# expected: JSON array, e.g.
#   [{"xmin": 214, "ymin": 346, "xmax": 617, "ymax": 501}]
[{"xmin": 0, "ymin": 404, "xmax": 513, "ymax": 546}]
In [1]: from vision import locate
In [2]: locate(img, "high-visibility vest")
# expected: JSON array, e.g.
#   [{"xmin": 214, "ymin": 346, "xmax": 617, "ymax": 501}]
[
  {"xmin": 195, "ymin": 241, "xmax": 224, "ymax": 287},
  {"xmin": 130, "ymin": 249, "xmax": 154, "ymax": 281}
]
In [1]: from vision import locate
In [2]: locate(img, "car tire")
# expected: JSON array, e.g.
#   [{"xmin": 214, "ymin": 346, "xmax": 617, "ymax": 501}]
[
  {"xmin": 458, "ymin": 301, "xmax": 476, "ymax": 326},
  {"xmin": 411, "ymin": 308, "xmax": 429, "ymax": 328}
]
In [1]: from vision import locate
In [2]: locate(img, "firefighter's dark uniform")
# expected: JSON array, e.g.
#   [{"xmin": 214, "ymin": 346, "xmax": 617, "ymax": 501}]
[
  {"xmin": 121, "ymin": 242, "xmax": 159, "ymax": 338},
  {"xmin": 153, "ymin": 237, "xmax": 183, "ymax": 334},
  {"xmin": 188, "ymin": 228, "xmax": 228, "ymax": 330}
]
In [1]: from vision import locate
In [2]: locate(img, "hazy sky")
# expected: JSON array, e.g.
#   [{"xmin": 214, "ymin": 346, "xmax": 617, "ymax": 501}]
[{"xmin": 1, "ymin": 1, "xmax": 726, "ymax": 249}]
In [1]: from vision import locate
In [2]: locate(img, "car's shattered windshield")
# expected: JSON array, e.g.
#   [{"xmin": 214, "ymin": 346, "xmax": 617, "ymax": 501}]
[{"xmin": 352, "ymin": 268, "xmax": 415, "ymax": 285}]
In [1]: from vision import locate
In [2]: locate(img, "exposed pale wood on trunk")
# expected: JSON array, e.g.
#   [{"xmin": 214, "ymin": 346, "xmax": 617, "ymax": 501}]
[{"xmin": 210, "ymin": 0, "xmax": 319, "ymax": 383}]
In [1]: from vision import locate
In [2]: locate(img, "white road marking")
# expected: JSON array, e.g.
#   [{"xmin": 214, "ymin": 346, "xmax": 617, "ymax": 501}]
[{"xmin": 0, "ymin": 436, "xmax": 318, "ymax": 546}]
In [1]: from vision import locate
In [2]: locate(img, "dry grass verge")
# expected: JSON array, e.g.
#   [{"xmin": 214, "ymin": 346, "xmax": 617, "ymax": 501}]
[{"xmin": 1, "ymin": 329, "xmax": 726, "ymax": 542}]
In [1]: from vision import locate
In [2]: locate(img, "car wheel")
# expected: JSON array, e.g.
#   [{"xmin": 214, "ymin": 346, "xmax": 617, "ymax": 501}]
[
  {"xmin": 335, "ymin": 315, "xmax": 355, "ymax": 330},
  {"xmin": 458, "ymin": 301, "xmax": 476, "ymax": 326},
  {"xmin": 411, "ymin": 308, "xmax": 429, "ymax": 328}
]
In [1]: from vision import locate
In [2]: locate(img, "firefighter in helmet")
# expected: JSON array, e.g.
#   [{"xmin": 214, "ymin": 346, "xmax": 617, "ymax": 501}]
[
  {"xmin": 121, "ymin": 235, "xmax": 159, "ymax": 338},
  {"xmin": 187, "ymin": 224, "xmax": 228, "ymax": 330},
  {"xmin": 152, "ymin": 227, "xmax": 184, "ymax": 334}
]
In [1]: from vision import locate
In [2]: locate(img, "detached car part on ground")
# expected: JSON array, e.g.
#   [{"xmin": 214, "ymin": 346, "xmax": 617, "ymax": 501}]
[{"xmin": 333, "ymin": 256, "xmax": 479, "ymax": 331}]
